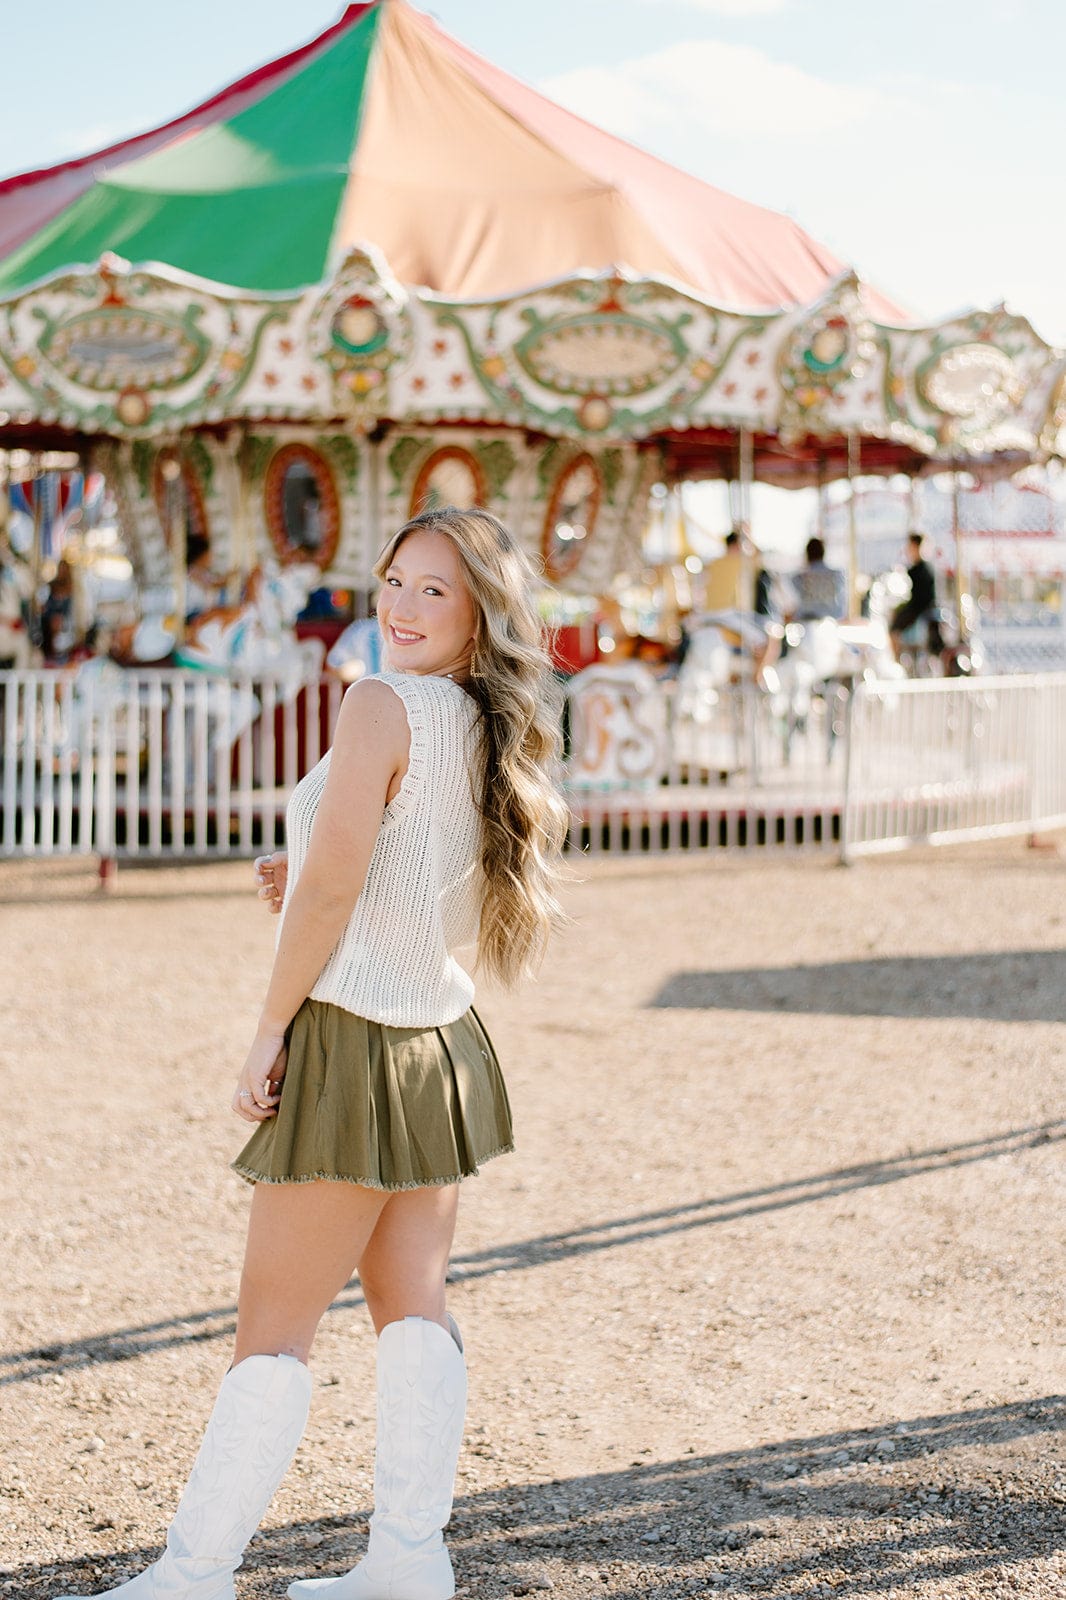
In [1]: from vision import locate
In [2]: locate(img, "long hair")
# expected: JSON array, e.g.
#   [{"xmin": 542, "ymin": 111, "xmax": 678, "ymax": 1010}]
[{"xmin": 373, "ymin": 506, "xmax": 570, "ymax": 984}]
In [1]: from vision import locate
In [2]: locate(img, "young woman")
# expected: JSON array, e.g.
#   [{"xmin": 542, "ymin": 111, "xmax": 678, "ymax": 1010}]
[{"xmin": 60, "ymin": 506, "xmax": 569, "ymax": 1600}]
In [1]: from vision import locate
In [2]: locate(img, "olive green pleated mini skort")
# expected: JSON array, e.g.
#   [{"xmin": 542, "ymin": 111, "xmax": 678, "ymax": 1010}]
[{"xmin": 232, "ymin": 998, "xmax": 513, "ymax": 1191}]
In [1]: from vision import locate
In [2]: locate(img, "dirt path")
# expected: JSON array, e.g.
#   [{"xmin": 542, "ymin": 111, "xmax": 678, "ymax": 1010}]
[{"xmin": 1, "ymin": 842, "xmax": 1064, "ymax": 1599}]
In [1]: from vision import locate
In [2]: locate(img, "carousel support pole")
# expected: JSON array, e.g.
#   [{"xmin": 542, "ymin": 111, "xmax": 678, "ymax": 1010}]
[
  {"xmin": 737, "ymin": 425, "xmax": 760, "ymax": 778},
  {"xmin": 365, "ymin": 430, "xmax": 382, "ymax": 618},
  {"xmin": 232, "ymin": 426, "xmax": 253, "ymax": 592},
  {"xmin": 951, "ymin": 462, "xmax": 967, "ymax": 644},
  {"xmin": 0, "ymin": 450, "xmax": 9, "ymax": 546},
  {"xmin": 846, "ymin": 430, "xmax": 860, "ymax": 619},
  {"xmin": 738, "ymin": 426, "xmax": 754, "ymax": 532},
  {"xmin": 738, "ymin": 424, "xmax": 755, "ymax": 610},
  {"xmin": 816, "ymin": 458, "xmax": 827, "ymax": 538},
  {"xmin": 28, "ymin": 450, "xmax": 44, "ymax": 650},
  {"xmin": 168, "ymin": 437, "xmax": 188, "ymax": 647}
]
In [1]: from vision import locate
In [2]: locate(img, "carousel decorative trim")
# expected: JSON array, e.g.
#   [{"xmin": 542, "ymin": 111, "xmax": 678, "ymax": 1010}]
[
  {"xmin": 409, "ymin": 444, "xmax": 486, "ymax": 517},
  {"xmin": 152, "ymin": 448, "xmax": 210, "ymax": 554},
  {"xmin": 0, "ymin": 246, "xmax": 1061, "ymax": 468},
  {"xmin": 263, "ymin": 442, "xmax": 341, "ymax": 570},
  {"xmin": 542, "ymin": 452, "xmax": 602, "ymax": 581}
]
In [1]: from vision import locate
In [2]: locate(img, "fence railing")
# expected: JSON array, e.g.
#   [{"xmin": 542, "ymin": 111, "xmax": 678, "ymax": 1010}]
[
  {"xmin": 2, "ymin": 666, "xmax": 1066, "ymax": 866},
  {"xmin": 840, "ymin": 673, "xmax": 1066, "ymax": 859},
  {"xmin": 0, "ymin": 667, "xmax": 344, "ymax": 860},
  {"xmin": 564, "ymin": 661, "xmax": 847, "ymax": 856}
]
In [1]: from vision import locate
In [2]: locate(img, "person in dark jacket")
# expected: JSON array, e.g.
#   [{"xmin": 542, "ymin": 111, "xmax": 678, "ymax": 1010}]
[{"xmin": 890, "ymin": 533, "xmax": 937, "ymax": 661}]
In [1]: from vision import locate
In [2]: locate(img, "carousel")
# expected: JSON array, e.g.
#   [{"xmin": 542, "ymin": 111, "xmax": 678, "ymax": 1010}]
[{"xmin": 1, "ymin": 0, "xmax": 1065, "ymax": 824}]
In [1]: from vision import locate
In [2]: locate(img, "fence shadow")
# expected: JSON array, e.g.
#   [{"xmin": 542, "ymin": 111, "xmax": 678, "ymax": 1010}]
[
  {"xmin": 18, "ymin": 1395, "xmax": 1065, "ymax": 1599},
  {"xmin": 3, "ymin": 1119, "xmax": 1061, "ymax": 1386},
  {"xmin": 650, "ymin": 949, "xmax": 1066, "ymax": 1021}
]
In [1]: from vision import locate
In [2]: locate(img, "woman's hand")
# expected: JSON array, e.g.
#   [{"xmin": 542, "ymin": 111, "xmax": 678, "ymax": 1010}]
[
  {"xmin": 232, "ymin": 1029, "xmax": 288, "ymax": 1123},
  {"xmin": 254, "ymin": 851, "xmax": 288, "ymax": 915}
]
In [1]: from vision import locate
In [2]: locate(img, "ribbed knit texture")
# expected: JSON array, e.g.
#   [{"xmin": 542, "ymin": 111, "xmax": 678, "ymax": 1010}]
[{"xmin": 279, "ymin": 672, "xmax": 483, "ymax": 1028}]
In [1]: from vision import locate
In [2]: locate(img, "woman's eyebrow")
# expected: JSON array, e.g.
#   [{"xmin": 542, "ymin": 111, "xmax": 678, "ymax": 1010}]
[{"xmin": 389, "ymin": 569, "xmax": 453, "ymax": 587}]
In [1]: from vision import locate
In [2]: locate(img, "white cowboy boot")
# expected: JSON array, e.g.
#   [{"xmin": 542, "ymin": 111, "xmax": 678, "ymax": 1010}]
[
  {"xmin": 288, "ymin": 1317, "xmax": 466, "ymax": 1600},
  {"xmin": 57, "ymin": 1353, "xmax": 311, "ymax": 1600}
]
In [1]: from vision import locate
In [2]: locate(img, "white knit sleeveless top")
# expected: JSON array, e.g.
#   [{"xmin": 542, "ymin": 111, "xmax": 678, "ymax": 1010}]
[{"xmin": 279, "ymin": 672, "xmax": 484, "ymax": 1028}]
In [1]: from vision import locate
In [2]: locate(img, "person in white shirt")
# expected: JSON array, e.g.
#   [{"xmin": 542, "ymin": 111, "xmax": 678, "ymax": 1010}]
[{"xmin": 58, "ymin": 507, "xmax": 569, "ymax": 1600}]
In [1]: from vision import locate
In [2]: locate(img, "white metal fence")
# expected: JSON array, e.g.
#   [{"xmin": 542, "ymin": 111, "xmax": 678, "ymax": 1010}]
[
  {"xmin": 0, "ymin": 667, "xmax": 343, "ymax": 861},
  {"xmin": 565, "ymin": 661, "xmax": 848, "ymax": 856},
  {"xmin": 2, "ymin": 666, "xmax": 1066, "ymax": 866},
  {"xmin": 840, "ymin": 673, "xmax": 1066, "ymax": 859}
]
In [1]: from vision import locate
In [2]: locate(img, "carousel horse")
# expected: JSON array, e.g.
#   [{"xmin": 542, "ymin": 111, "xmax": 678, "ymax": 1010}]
[
  {"xmin": 0, "ymin": 556, "xmax": 33, "ymax": 669},
  {"xmin": 175, "ymin": 561, "xmax": 325, "ymax": 697},
  {"xmin": 83, "ymin": 564, "xmax": 326, "ymax": 778}
]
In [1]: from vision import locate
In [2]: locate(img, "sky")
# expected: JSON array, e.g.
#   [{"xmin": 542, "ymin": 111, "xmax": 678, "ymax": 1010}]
[{"xmin": 2, "ymin": 0, "xmax": 1065, "ymax": 549}]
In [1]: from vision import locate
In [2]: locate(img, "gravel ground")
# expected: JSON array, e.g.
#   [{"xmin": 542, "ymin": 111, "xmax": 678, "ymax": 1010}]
[{"xmin": 1, "ymin": 841, "xmax": 1064, "ymax": 1599}]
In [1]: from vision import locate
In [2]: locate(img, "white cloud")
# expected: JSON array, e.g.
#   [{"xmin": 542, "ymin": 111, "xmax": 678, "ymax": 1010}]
[
  {"xmin": 539, "ymin": 34, "xmax": 1066, "ymax": 344},
  {"xmin": 541, "ymin": 39, "xmax": 901, "ymax": 144},
  {"xmin": 46, "ymin": 122, "xmax": 135, "ymax": 161}
]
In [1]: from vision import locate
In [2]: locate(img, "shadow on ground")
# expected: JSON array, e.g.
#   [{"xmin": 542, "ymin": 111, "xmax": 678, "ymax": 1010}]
[
  {"xmin": 16, "ymin": 1396, "xmax": 1065, "ymax": 1599},
  {"xmin": 3, "ymin": 1120, "xmax": 1062, "ymax": 1387},
  {"xmin": 650, "ymin": 950, "xmax": 1066, "ymax": 1021}
]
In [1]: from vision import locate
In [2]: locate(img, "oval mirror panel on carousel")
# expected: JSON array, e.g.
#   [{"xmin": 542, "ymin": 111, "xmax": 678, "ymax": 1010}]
[
  {"xmin": 264, "ymin": 444, "xmax": 340, "ymax": 568},
  {"xmin": 410, "ymin": 447, "xmax": 485, "ymax": 516},
  {"xmin": 153, "ymin": 450, "xmax": 210, "ymax": 568},
  {"xmin": 543, "ymin": 454, "xmax": 601, "ymax": 580}
]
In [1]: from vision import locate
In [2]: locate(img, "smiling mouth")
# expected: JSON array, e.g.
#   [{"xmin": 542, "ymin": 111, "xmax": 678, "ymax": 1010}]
[{"xmin": 389, "ymin": 625, "xmax": 425, "ymax": 644}]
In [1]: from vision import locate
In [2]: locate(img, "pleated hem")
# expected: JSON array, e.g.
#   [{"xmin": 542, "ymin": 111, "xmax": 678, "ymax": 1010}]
[{"xmin": 231, "ymin": 1139, "xmax": 514, "ymax": 1192}]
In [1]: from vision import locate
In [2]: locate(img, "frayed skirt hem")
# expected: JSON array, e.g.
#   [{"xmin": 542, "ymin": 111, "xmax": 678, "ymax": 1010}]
[{"xmin": 231, "ymin": 1140, "xmax": 515, "ymax": 1192}]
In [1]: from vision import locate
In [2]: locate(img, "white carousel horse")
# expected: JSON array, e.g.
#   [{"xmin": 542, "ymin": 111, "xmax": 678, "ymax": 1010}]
[
  {"xmin": 0, "ymin": 557, "xmax": 33, "ymax": 669},
  {"xmin": 175, "ymin": 562, "xmax": 326, "ymax": 704}
]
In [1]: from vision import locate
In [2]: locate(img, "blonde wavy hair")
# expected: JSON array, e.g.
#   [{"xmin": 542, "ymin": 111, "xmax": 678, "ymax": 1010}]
[{"xmin": 373, "ymin": 506, "xmax": 570, "ymax": 984}]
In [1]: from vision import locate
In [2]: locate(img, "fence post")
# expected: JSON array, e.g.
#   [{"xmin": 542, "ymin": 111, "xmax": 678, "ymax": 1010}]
[
  {"xmin": 92, "ymin": 674, "xmax": 117, "ymax": 881},
  {"xmin": 838, "ymin": 678, "xmax": 858, "ymax": 867}
]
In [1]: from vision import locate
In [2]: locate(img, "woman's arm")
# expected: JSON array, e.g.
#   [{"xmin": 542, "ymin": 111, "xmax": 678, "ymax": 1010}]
[{"xmin": 233, "ymin": 679, "xmax": 410, "ymax": 1121}]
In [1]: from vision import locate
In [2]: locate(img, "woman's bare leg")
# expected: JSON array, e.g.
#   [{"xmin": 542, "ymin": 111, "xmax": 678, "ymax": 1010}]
[
  {"xmin": 234, "ymin": 1180, "xmax": 390, "ymax": 1363},
  {"xmin": 356, "ymin": 1183, "xmax": 461, "ymax": 1334}
]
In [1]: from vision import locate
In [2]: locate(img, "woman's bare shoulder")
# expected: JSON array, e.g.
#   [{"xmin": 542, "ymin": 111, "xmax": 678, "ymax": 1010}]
[{"xmin": 333, "ymin": 677, "xmax": 411, "ymax": 755}]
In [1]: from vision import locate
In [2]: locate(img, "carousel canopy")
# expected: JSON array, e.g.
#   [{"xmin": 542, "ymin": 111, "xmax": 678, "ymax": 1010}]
[
  {"xmin": 0, "ymin": 0, "xmax": 1058, "ymax": 488},
  {"xmin": 0, "ymin": 0, "xmax": 906, "ymax": 318}
]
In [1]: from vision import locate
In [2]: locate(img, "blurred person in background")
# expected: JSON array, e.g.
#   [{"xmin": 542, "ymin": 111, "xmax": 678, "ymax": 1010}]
[
  {"xmin": 702, "ymin": 526, "xmax": 780, "ymax": 680},
  {"xmin": 890, "ymin": 532, "xmax": 938, "ymax": 661},
  {"xmin": 789, "ymin": 536, "xmax": 846, "ymax": 622}
]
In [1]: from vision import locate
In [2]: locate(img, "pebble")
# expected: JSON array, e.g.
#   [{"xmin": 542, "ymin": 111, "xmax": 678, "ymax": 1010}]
[{"xmin": 513, "ymin": 1575, "xmax": 553, "ymax": 1594}]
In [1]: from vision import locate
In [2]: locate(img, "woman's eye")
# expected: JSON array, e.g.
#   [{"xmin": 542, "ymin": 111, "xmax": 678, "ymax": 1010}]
[
  {"xmin": 386, "ymin": 576, "xmax": 401, "ymax": 587},
  {"xmin": 424, "ymin": 586, "xmax": 442, "ymax": 597}
]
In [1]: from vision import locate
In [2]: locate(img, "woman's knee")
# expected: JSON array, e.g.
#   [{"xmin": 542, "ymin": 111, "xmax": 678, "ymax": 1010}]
[
  {"xmin": 359, "ymin": 1273, "xmax": 447, "ymax": 1335},
  {"xmin": 235, "ymin": 1269, "xmax": 325, "ymax": 1362}
]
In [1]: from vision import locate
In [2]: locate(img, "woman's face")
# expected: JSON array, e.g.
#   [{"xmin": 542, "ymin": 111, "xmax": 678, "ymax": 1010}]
[{"xmin": 377, "ymin": 528, "xmax": 478, "ymax": 679}]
